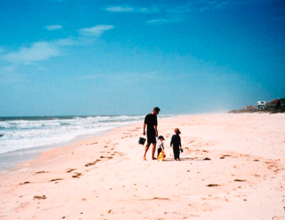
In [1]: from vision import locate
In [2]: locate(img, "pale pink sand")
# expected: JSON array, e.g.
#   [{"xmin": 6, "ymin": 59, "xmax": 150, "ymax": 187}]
[{"xmin": 0, "ymin": 113, "xmax": 284, "ymax": 220}]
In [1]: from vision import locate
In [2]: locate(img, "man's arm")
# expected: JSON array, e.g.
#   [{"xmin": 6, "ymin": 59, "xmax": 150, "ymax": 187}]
[
  {"xmin": 143, "ymin": 123, "xmax": 146, "ymax": 135},
  {"xmin": 154, "ymin": 125, "xmax": 158, "ymax": 137}
]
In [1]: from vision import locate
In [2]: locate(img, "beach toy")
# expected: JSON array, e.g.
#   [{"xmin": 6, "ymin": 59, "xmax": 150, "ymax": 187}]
[
  {"xmin": 157, "ymin": 150, "xmax": 165, "ymax": 161},
  {"xmin": 138, "ymin": 137, "xmax": 146, "ymax": 145}
]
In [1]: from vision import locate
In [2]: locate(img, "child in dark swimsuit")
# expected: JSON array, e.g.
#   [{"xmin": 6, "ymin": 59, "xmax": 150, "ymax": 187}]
[{"xmin": 170, "ymin": 128, "xmax": 182, "ymax": 161}]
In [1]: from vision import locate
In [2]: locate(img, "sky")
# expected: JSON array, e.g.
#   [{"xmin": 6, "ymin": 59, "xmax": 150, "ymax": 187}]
[{"xmin": 0, "ymin": 0, "xmax": 284, "ymax": 116}]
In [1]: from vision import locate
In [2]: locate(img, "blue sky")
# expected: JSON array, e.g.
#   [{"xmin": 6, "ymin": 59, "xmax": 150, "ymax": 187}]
[{"xmin": 0, "ymin": 0, "xmax": 284, "ymax": 116}]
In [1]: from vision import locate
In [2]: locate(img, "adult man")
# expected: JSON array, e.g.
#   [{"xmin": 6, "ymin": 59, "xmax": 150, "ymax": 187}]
[{"xmin": 143, "ymin": 107, "xmax": 160, "ymax": 160}]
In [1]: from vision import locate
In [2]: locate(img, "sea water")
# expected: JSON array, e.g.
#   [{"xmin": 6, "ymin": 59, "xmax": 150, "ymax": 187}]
[{"xmin": 0, "ymin": 115, "xmax": 146, "ymax": 171}]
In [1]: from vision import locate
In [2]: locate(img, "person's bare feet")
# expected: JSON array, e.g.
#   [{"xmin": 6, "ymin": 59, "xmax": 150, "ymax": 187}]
[
  {"xmin": 152, "ymin": 157, "xmax": 157, "ymax": 160},
  {"xmin": 143, "ymin": 156, "xmax": 146, "ymax": 161}
]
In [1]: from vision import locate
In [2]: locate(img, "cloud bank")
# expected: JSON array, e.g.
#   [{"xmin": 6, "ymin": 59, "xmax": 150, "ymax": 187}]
[
  {"xmin": 3, "ymin": 42, "xmax": 60, "ymax": 64},
  {"xmin": 2, "ymin": 24, "xmax": 114, "ymax": 65},
  {"xmin": 103, "ymin": 1, "xmax": 257, "ymax": 25}
]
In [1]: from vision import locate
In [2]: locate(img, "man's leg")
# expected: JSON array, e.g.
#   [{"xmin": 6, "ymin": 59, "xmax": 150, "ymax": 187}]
[
  {"xmin": 143, "ymin": 144, "xmax": 150, "ymax": 160},
  {"xmin": 152, "ymin": 143, "xmax": 157, "ymax": 160}
]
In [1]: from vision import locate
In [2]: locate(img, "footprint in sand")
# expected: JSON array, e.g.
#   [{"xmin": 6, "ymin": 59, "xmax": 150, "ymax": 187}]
[
  {"xmin": 35, "ymin": 171, "xmax": 48, "ymax": 174},
  {"xmin": 206, "ymin": 184, "xmax": 220, "ymax": 187},
  {"xmin": 72, "ymin": 173, "xmax": 82, "ymax": 178},
  {"xmin": 50, "ymin": 178, "xmax": 63, "ymax": 182},
  {"xmin": 85, "ymin": 162, "xmax": 96, "ymax": 167},
  {"xmin": 152, "ymin": 197, "xmax": 170, "ymax": 200},
  {"xmin": 234, "ymin": 179, "xmax": 246, "ymax": 182},
  {"xmin": 66, "ymin": 168, "xmax": 76, "ymax": 173},
  {"xmin": 221, "ymin": 154, "xmax": 232, "ymax": 159},
  {"xmin": 20, "ymin": 181, "xmax": 31, "ymax": 185},
  {"xmin": 34, "ymin": 195, "xmax": 47, "ymax": 200}
]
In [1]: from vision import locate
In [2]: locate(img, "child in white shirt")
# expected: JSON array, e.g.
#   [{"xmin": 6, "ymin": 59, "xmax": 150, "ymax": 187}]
[{"xmin": 157, "ymin": 135, "xmax": 165, "ymax": 157}]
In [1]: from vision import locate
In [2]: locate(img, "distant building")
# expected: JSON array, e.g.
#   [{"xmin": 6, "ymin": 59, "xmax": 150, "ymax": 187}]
[
  {"xmin": 244, "ymin": 105, "xmax": 256, "ymax": 111},
  {"xmin": 232, "ymin": 98, "xmax": 285, "ymax": 113},
  {"xmin": 257, "ymin": 101, "xmax": 266, "ymax": 110},
  {"xmin": 276, "ymin": 98, "xmax": 285, "ymax": 111},
  {"xmin": 266, "ymin": 99, "xmax": 279, "ymax": 110}
]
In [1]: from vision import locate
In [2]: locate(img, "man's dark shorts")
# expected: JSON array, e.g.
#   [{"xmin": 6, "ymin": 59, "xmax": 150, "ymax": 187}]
[{"xmin": 147, "ymin": 131, "xmax": 156, "ymax": 146}]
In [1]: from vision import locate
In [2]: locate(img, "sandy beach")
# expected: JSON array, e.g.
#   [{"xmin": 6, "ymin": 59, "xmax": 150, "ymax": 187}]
[{"xmin": 0, "ymin": 113, "xmax": 284, "ymax": 220}]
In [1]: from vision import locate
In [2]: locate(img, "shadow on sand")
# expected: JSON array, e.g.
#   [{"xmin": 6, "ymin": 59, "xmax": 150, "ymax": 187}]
[{"xmin": 162, "ymin": 157, "xmax": 212, "ymax": 162}]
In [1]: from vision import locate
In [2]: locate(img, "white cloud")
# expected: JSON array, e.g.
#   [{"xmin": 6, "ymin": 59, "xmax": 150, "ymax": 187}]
[
  {"xmin": 146, "ymin": 17, "xmax": 182, "ymax": 24},
  {"xmin": 4, "ymin": 41, "xmax": 60, "ymax": 64},
  {"xmin": 78, "ymin": 25, "xmax": 114, "ymax": 37},
  {"xmin": 104, "ymin": 6, "xmax": 134, "ymax": 12},
  {"xmin": 45, "ymin": 25, "xmax": 63, "ymax": 31},
  {"xmin": 2, "ymin": 25, "xmax": 113, "ymax": 66},
  {"xmin": 104, "ymin": 5, "xmax": 159, "ymax": 14},
  {"xmin": 139, "ymin": 7, "xmax": 160, "ymax": 14},
  {"xmin": 2, "ymin": 37, "xmax": 78, "ymax": 65}
]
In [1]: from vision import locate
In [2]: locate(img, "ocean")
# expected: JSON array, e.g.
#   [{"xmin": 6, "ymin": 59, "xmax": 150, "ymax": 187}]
[{"xmin": 0, "ymin": 115, "xmax": 147, "ymax": 171}]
